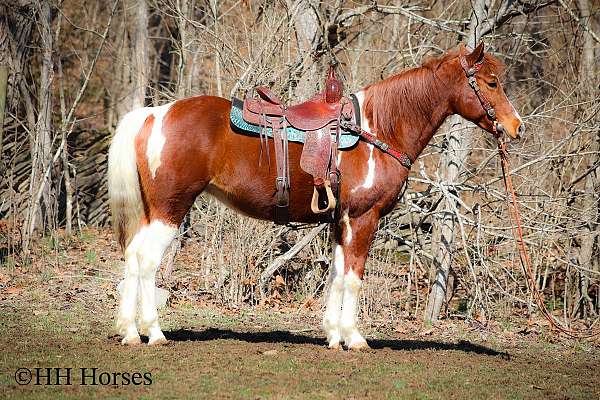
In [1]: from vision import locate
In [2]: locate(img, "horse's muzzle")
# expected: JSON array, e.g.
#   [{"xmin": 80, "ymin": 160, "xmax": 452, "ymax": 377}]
[{"xmin": 496, "ymin": 121, "xmax": 525, "ymax": 140}]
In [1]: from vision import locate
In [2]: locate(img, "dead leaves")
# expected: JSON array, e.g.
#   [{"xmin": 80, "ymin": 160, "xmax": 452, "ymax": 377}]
[
  {"xmin": 301, "ymin": 297, "xmax": 317, "ymax": 310},
  {"xmin": 263, "ymin": 275, "xmax": 286, "ymax": 306},
  {"xmin": 274, "ymin": 275, "xmax": 286, "ymax": 289}
]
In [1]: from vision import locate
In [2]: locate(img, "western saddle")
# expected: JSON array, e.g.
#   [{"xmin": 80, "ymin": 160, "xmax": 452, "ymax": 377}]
[{"xmin": 242, "ymin": 66, "xmax": 355, "ymax": 224}]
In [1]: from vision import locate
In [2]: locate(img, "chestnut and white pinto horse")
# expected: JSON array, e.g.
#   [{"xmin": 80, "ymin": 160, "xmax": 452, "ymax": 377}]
[{"xmin": 108, "ymin": 43, "xmax": 524, "ymax": 348}]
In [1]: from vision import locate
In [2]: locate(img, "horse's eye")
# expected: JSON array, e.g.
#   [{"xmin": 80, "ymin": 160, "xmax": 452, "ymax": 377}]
[{"xmin": 487, "ymin": 81, "xmax": 498, "ymax": 89}]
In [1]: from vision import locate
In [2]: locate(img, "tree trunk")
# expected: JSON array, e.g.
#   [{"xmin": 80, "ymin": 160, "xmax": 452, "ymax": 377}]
[
  {"xmin": 0, "ymin": 0, "xmax": 35, "ymax": 168},
  {"xmin": 0, "ymin": 3, "xmax": 7, "ymax": 161},
  {"xmin": 209, "ymin": 0, "xmax": 222, "ymax": 98},
  {"xmin": 116, "ymin": 0, "xmax": 149, "ymax": 121},
  {"xmin": 0, "ymin": 66, "xmax": 7, "ymax": 163},
  {"xmin": 175, "ymin": 0, "xmax": 192, "ymax": 98},
  {"xmin": 288, "ymin": 0, "xmax": 323, "ymax": 99},
  {"xmin": 425, "ymin": 0, "xmax": 492, "ymax": 322},
  {"xmin": 575, "ymin": 0, "xmax": 599, "ymax": 317},
  {"xmin": 22, "ymin": 0, "xmax": 54, "ymax": 253}
]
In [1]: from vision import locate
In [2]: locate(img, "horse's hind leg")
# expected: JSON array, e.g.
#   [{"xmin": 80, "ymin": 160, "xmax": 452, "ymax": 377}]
[
  {"xmin": 117, "ymin": 228, "xmax": 147, "ymax": 345},
  {"xmin": 135, "ymin": 220, "xmax": 178, "ymax": 345}
]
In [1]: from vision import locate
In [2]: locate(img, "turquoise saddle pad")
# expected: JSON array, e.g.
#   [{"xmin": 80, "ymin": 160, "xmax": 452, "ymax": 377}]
[{"xmin": 230, "ymin": 98, "xmax": 359, "ymax": 149}]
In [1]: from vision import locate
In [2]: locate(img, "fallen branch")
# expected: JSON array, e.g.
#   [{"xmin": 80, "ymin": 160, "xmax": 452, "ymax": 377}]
[{"xmin": 259, "ymin": 223, "xmax": 327, "ymax": 298}]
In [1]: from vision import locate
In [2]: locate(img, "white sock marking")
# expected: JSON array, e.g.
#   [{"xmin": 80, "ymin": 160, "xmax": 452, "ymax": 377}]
[
  {"xmin": 340, "ymin": 269, "xmax": 366, "ymax": 347},
  {"xmin": 136, "ymin": 220, "xmax": 177, "ymax": 341},
  {"xmin": 117, "ymin": 226, "xmax": 148, "ymax": 341},
  {"xmin": 323, "ymin": 242, "xmax": 345, "ymax": 347}
]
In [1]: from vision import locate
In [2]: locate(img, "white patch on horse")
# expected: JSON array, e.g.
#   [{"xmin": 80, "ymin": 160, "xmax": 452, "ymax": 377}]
[
  {"xmin": 353, "ymin": 91, "xmax": 373, "ymax": 135},
  {"xmin": 323, "ymin": 242, "xmax": 345, "ymax": 349},
  {"xmin": 342, "ymin": 211, "xmax": 352, "ymax": 245},
  {"xmin": 340, "ymin": 269, "xmax": 367, "ymax": 348},
  {"xmin": 350, "ymin": 91, "xmax": 377, "ymax": 193},
  {"xmin": 511, "ymin": 102, "xmax": 523, "ymax": 124},
  {"xmin": 146, "ymin": 102, "xmax": 174, "ymax": 179},
  {"xmin": 362, "ymin": 144, "xmax": 376, "ymax": 189}
]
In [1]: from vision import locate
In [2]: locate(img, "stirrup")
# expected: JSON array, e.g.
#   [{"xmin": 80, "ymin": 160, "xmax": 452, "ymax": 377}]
[{"xmin": 311, "ymin": 180, "xmax": 336, "ymax": 214}]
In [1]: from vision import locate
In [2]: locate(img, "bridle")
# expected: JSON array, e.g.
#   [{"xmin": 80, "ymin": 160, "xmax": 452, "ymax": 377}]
[{"xmin": 459, "ymin": 55, "xmax": 501, "ymax": 137}]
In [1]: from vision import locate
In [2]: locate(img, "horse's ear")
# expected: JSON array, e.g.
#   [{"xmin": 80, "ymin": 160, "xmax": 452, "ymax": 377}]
[{"xmin": 466, "ymin": 41, "xmax": 485, "ymax": 66}]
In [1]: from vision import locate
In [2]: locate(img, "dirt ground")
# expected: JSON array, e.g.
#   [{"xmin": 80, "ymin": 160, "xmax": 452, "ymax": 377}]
[{"xmin": 1, "ymin": 229, "xmax": 599, "ymax": 399}]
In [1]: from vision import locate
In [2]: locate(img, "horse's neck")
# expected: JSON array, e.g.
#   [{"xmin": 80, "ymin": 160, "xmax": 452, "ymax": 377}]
[{"xmin": 363, "ymin": 66, "xmax": 452, "ymax": 162}]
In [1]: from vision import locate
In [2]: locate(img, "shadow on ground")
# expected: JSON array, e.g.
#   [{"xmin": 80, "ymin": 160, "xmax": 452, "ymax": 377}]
[{"xmin": 165, "ymin": 328, "xmax": 509, "ymax": 358}]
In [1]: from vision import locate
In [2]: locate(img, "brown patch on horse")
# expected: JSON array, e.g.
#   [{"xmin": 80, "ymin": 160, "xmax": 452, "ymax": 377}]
[{"xmin": 134, "ymin": 115, "xmax": 154, "ymax": 226}]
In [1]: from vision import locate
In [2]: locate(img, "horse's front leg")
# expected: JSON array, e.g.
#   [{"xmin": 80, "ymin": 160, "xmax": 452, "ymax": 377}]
[
  {"xmin": 323, "ymin": 211, "xmax": 378, "ymax": 350},
  {"xmin": 322, "ymin": 224, "xmax": 345, "ymax": 349}
]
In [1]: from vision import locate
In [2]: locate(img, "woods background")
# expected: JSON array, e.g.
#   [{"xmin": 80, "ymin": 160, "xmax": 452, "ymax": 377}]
[{"xmin": 1, "ymin": 0, "xmax": 599, "ymax": 329}]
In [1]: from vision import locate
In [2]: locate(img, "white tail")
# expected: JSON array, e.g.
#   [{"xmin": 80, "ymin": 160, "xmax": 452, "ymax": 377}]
[{"xmin": 108, "ymin": 108, "xmax": 153, "ymax": 250}]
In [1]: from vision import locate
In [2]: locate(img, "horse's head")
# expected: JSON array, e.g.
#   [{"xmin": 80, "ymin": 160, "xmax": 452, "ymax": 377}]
[{"xmin": 450, "ymin": 43, "xmax": 525, "ymax": 140}]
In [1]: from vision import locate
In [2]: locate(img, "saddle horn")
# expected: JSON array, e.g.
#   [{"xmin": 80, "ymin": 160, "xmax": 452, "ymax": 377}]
[{"xmin": 324, "ymin": 65, "xmax": 343, "ymax": 104}]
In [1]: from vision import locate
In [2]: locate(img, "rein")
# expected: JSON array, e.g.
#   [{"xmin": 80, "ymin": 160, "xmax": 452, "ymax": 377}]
[
  {"xmin": 498, "ymin": 141, "xmax": 599, "ymax": 339},
  {"xmin": 460, "ymin": 53, "xmax": 599, "ymax": 339}
]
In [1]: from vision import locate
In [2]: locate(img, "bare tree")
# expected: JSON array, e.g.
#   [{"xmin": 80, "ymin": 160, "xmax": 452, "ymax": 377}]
[
  {"xmin": 574, "ymin": 0, "xmax": 599, "ymax": 317},
  {"xmin": 287, "ymin": 0, "xmax": 323, "ymax": 99},
  {"xmin": 115, "ymin": 0, "xmax": 149, "ymax": 122},
  {"xmin": 22, "ymin": 0, "xmax": 54, "ymax": 253}
]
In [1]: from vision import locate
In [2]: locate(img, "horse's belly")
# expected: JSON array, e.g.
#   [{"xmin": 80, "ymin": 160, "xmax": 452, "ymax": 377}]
[{"xmin": 205, "ymin": 181, "xmax": 320, "ymax": 223}]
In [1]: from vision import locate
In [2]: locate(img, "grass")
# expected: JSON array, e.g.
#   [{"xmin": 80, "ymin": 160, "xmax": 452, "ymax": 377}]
[
  {"xmin": 1, "ymin": 289, "xmax": 599, "ymax": 400},
  {"xmin": 1, "ymin": 229, "xmax": 599, "ymax": 399}
]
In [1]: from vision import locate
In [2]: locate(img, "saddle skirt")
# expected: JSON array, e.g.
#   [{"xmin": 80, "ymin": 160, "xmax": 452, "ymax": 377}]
[{"xmin": 229, "ymin": 98, "xmax": 359, "ymax": 149}]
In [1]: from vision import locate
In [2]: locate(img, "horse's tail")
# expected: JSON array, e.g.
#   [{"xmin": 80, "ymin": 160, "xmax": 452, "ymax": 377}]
[{"xmin": 108, "ymin": 108, "xmax": 152, "ymax": 251}]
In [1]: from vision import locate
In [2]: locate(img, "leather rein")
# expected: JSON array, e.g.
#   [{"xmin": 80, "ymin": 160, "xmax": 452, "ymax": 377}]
[{"xmin": 459, "ymin": 54, "xmax": 600, "ymax": 339}]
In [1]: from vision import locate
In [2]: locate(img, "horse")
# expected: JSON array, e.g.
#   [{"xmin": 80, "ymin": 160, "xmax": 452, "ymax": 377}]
[{"xmin": 107, "ymin": 42, "xmax": 524, "ymax": 348}]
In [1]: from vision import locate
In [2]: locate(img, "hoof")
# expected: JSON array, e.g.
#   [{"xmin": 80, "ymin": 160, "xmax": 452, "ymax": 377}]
[
  {"xmin": 121, "ymin": 336, "xmax": 142, "ymax": 346},
  {"xmin": 328, "ymin": 341, "xmax": 342, "ymax": 350},
  {"xmin": 148, "ymin": 336, "xmax": 168, "ymax": 346},
  {"xmin": 348, "ymin": 341, "xmax": 370, "ymax": 351}
]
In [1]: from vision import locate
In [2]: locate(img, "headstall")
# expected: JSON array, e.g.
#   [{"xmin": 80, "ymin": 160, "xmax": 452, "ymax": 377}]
[{"xmin": 459, "ymin": 55, "xmax": 500, "ymax": 137}]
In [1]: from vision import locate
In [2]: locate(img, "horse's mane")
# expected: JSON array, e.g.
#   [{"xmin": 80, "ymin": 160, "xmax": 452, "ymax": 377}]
[{"xmin": 363, "ymin": 48, "xmax": 505, "ymax": 139}]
